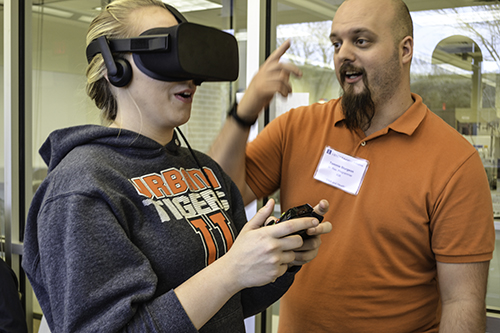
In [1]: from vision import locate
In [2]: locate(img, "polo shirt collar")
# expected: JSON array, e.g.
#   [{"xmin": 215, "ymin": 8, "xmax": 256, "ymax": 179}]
[
  {"xmin": 334, "ymin": 93, "xmax": 426, "ymax": 137},
  {"xmin": 387, "ymin": 93, "xmax": 425, "ymax": 136}
]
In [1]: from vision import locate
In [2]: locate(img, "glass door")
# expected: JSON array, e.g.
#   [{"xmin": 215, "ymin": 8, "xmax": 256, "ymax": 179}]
[
  {"xmin": 269, "ymin": 0, "xmax": 500, "ymax": 331},
  {"xmin": 409, "ymin": 6, "xmax": 500, "ymax": 321},
  {"xmin": 26, "ymin": 0, "xmax": 245, "ymax": 330}
]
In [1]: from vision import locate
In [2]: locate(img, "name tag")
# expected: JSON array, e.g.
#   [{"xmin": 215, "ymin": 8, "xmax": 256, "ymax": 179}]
[{"xmin": 314, "ymin": 146, "xmax": 369, "ymax": 195}]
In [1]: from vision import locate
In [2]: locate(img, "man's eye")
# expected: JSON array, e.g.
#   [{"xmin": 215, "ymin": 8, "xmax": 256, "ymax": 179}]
[
  {"xmin": 332, "ymin": 42, "xmax": 341, "ymax": 49},
  {"xmin": 356, "ymin": 39, "xmax": 368, "ymax": 46}
]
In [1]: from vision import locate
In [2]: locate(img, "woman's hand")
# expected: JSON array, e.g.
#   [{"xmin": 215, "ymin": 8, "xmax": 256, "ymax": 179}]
[
  {"xmin": 220, "ymin": 199, "xmax": 319, "ymax": 292},
  {"xmin": 174, "ymin": 199, "xmax": 330, "ymax": 329},
  {"xmin": 288, "ymin": 199, "xmax": 332, "ymax": 267}
]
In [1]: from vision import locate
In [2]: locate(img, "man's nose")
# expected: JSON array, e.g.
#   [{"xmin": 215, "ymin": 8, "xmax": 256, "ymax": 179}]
[{"xmin": 335, "ymin": 43, "xmax": 356, "ymax": 64}]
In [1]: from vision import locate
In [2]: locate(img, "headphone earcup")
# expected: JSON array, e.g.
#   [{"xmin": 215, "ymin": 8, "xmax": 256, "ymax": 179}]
[{"xmin": 108, "ymin": 58, "xmax": 132, "ymax": 87}]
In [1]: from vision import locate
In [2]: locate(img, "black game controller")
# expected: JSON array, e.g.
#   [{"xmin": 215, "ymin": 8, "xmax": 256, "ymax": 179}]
[{"xmin": 267, "ymin": 204, "xmax": 324, "ymax": 239}]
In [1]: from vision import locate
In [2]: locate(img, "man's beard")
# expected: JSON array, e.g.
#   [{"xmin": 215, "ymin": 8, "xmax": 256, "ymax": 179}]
[{"xmin": 340, "ymin": 65, "xmax": 375, "ymax": 132}]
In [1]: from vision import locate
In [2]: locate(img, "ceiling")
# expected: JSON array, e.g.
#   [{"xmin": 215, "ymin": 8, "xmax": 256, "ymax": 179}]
[{"xmin": 1, "ymin": 0, "xmax": 499, "ymax": 30}]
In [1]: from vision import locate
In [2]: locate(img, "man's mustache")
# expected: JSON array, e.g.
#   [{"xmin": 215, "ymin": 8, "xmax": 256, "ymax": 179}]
[{"xmin": 339, "ymin": 63, "xmax": 365, "ymax": 84}]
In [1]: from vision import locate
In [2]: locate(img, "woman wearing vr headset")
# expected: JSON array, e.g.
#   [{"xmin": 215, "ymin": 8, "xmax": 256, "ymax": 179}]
[{"xmin": 22, "ymin": 0, "xmax": 332, "ymax": 332}]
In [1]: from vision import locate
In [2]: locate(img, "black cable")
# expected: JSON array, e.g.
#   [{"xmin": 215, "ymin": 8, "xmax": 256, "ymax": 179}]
[{"xmin": 174, "ymin": 127, "xmax": 224, "ymax": 211}]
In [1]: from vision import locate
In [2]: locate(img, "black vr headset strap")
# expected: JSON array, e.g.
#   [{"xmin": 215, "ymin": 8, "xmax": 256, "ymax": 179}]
[
  {"xmin": 94, "ymin": 36, "xmax": 133, "ymax": 87},
  {"xmin": 86, "ymin": 35, "xmax": 170, "ymax": 63},
  {"xmin": 165, "ymin": 4, "xmax": 188, "ymax": 23},
  {"xmin": 96, "ymin": 36, "xmax": 118, "ymax": 77},
  {"xmin": 86, "ymin": 34, "xmax": 171, "ymax": 87}
]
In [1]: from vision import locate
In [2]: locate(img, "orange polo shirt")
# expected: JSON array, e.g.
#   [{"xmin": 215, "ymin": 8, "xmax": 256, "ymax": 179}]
[{"xmin": 245, "ymin": 94, "xmax": 495, "ymax": 332}]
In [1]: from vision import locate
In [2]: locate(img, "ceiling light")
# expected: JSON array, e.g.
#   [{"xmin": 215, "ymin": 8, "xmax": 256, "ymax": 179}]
[
  {"xmin": 279, "ymin": 0, "xmax": 337, "ymax": 19},
  {"xmin": 161, "ymin": 0, "xmax": 222, "ymax": 13},
  {"xmin": 78, "ymin": 15, "xmax": 95, "ymax": 23},
  {"xmin": 32, "ymin": 6, "xmax": 74, "ymax": 19}
]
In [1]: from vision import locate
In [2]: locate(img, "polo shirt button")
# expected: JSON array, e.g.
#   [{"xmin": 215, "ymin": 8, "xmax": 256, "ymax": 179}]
[{"xmin": 361, "ymin": 141, "xmax": 366, "ymax": 147}]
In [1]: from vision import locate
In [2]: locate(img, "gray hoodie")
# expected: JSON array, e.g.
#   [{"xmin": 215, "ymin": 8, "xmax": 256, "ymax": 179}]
[{"xmin": 22, "ymin": 125, "xmax": 296, "ymax": 333}]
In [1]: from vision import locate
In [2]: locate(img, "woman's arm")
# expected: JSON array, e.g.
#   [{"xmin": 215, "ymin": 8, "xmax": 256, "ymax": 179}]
[{"xmin": 174, "ymin": 199, "xmax": 323, "ymax": 329}]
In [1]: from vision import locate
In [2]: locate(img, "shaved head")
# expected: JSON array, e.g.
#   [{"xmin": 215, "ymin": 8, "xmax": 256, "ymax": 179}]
[
  {"xmin": 390, "ymin": 0, "xmax": 413, "ymax": 45},
  {"xmin": 339, "ymin": 0, "xmax": 413, "ymax": 46}
]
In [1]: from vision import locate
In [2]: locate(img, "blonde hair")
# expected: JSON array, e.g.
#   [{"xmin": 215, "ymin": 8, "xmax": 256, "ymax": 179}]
[{"xmin": 85, "ymin": 0, "xmax": 168, "ymax": 121}]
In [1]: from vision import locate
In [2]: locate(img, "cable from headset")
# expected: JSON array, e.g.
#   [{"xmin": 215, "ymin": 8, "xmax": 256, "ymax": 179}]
[{"xmin": 174, "ymin": 127, "xmax": 225, "ymax": 211}]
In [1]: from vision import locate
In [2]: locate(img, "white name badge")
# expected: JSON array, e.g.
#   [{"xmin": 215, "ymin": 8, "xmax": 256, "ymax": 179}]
[{"xmin": 314, "ymin": 146, "xmax": 369, "ymax": 195}]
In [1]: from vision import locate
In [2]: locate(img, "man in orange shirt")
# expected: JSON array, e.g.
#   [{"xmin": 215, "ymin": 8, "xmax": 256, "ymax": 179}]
[{"xmin": 210, "ymin": 0, "xmax": 496, "ymax": 332}]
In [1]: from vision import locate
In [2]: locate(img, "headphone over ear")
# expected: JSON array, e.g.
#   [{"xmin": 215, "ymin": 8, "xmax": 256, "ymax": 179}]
[
  {"xmin": 110, "ymin": 59, "xmax": 133, "ymax": 87},
  {"xmin": 97, "ymin": 36, "xmax": 133, "ymax": 87}
]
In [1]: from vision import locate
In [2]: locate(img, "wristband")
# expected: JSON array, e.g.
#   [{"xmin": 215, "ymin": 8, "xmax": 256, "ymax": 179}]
[{"xmin": 227, "ymin": 103, "xmax": 257, "ymax": 128}]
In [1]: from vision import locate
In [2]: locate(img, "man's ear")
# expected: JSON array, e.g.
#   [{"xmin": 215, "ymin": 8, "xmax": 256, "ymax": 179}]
[{"xmin": 400, "ymin": 36, "xmax": 413, "ymax": 66}]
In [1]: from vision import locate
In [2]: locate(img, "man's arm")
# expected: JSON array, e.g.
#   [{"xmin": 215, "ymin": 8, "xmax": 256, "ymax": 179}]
[
  {"xmin": 209, "ymin": 40, "xmax": 302, "ymax": 205},
  {"xmin": 209, "ymin": 113, "xmax": 257, "ymax": 205},
  {"xmin": 437, "ymin": 261, "xmax": 490, "ymax": 333}
]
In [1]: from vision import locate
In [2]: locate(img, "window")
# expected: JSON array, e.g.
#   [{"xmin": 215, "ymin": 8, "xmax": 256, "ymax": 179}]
[{"xmin": 272, "ymin": 1, "xmax": 500, "ymax": 331}]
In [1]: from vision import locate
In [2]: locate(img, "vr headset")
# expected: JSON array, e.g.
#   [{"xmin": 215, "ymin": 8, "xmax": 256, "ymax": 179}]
[{"xmin": 85, "ymin": 4, "xmax": 239, "ymax": 87}]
